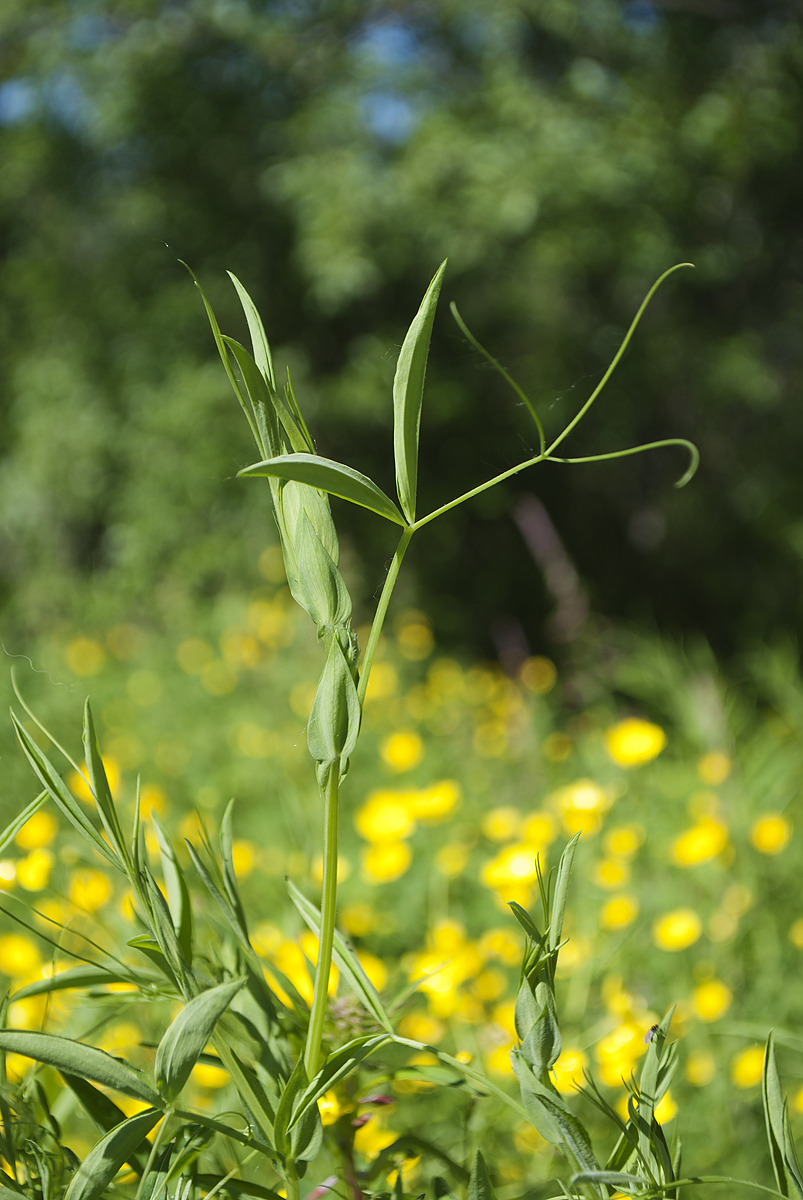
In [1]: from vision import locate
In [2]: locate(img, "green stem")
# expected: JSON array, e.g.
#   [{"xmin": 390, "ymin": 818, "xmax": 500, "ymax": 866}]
[
  {"xmin": 286, "ymin": 1161, "xmax": 301, "ymax": 1200},
  {"xmin": 356, "ymin": 525, "xmax": 414, "ymax": 706},
  {"xmin": 411, "ymin": 454, "xmax": 545, "ymax": 532},
  {"xmin": 304, "ymin": 761, "xmax": 341, "ymax": 1079},
  {"xmin": 134, "ymin": 1108, "xmax": 172, "ymax": 1200}
]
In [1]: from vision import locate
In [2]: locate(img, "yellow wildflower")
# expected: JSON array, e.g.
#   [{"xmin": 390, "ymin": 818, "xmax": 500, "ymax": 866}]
[
  {"xmin": 750, "ymin": 814, "xmax": 792, "ymax": 855},
  {"xmin": 693, "ymin": 979, "xmax": 732, "ymax": 1022},
  {"xmin": 486, "ymin": 1043, "xmax": 515, "ymax": 1076},
  {"xmin": 340, "ymin": 903, "xmax": 377, "ymax": 937},
  {"xmin": 299, "ymin": 932, "xmax": 338, "ymax": 996},
  {"xmin": 596, "ymin": 1021, "xmax": 645, "ymax": 1087},
  {"xmin": 230, "ymin": 840, "xmax": 257, "ymax": 878},
  {"xmin": 552, "ymin": 780, "xmax": 611, "ymax": 836},
  {"xmin": 522, "ymin": 811, "xmax": 558, "ymax": 847},
  {"xmin": 789, "ymin": 919, "xmax": 803, "ymax": 949},
  {"xmin": 362, "ymin": 840, "xmax": 412, "ymax": 883},
  {"xmin": 698, "ymin": 752, "xmax": 731, "ymax": 785},
  {"xmin": 481, "ymin": 807, "xmax": 521, "ymax": 842},
  {"xmin": 552, "ymin": 1047, "xmax": 588, "ymax": 1094},
  {"xmin": 272, "ymin": 941, "xmax": 314, "ymax": 1006},
  {"xmin": 0, "ymin": 861, "xmax": 16, "ymax": 890},
  {"xmin": 398, "ymin": 1011, "xmax": 445, "ymax": 1044},
  {"xmin": 481, "ymin": 845, "xmax": 539, "ymax": 892},
  {"xmin": 672, "ymin": 819, "xmax": 728, "ymax": 867},
  {"xmin": 478, "ymin": 928, "xmax": 522, "ymax": 966},
  {"xmin": 356, "ymin": 950, "xmax": 387, "ymax": 991},
  {"xmin": 603, "ymin": 824, "xmax": 644, "ymax": 860},
  {"xmin": 600, "ymin": 895, "xmax": 639, "ymax": 931},
  {"xmin": 363, "ymin": 661, "xmax": 398, "ymax": 702},
  {"xmin": 353, "ymin": 1118, "xmax": 399, "ymax": 1160},
  {"xmin": 381, "ymin": 731, "xmax": 424, "ymax": 772},
  {"xmin": 686, "ymin": 1051, "xmax": 716, "ymax": 1086},
  {"xmin": 16, "ymin": 849, "xmax": 54, "ymax": 892},
  {"xmin": 192, "ymin": 1061, "xmax": 229, "ymax": 1089},
  {"xmin": 605, "ymin": 718, "xmax": 666, "ymax": 767},
  {"xmin": 407, "ymin": 780, "xmax": 460, "ymax": 821},
  {"xmin": 471, "ymin": 969, "xmax": 507, "ymax": 1002},
  {"xmin": 318, "ymin": 1090, "xmax": 350, "ymax": 1125},
  {"xmin": 731, "ymin": 1046, "xmax": 765, "ymax": 1088},
  {"xmin": 435, "ymin": 843, "xmax": 469, "ymax": 878},
  {"xmin": 653, "ymin": 909, "xmax": 702, "ymax": 952},
  {"xmin": 69, "ymin": 757, "xmax": 121, "ymax": 804},
  {"xmin": 15, "ymin": 810, "xmax": 57, "ymax": 851},
  {"xmin": 593, "ymin": 859, "xmax": 630, "ymax": 889},
  {"xmin": 69, "ymin": 869, "xmax": 112, "ymax": 913},
  {"xmin": 655, "ymin": 1091, "xmax": 678, "ymax": 1124},
  {"xmin": 355, "ymin": 792, "xmax": 416, "ymax": 842},
  {"xmin": 0, "ymin": 934, "xmax": 40, "ymax": 979}
]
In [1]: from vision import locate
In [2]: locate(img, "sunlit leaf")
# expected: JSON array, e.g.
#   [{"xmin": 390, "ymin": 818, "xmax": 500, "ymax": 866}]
[
  {"xmin": 63, "ymin": 1109, "xmax": 161, "ymax": 1200},
  {"xmin": 239, "ymin": 452, "xmax": 406, "ymax": 527},
  {"xmin": 0, "ymin": 1030, "xmax": 159, "ymax": 1105},
  {"xmin": 155, "ymin": 977, "xmax": 246, "ymax": 1102}
]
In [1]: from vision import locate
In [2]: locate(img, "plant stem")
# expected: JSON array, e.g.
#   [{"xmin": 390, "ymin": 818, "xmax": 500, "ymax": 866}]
[
  {"xmin": 286, "ymin": 1161, "xmax": 301, "ymax": 1200},
  {"xmin": 304, "ymin": 760, "xmax": 341, "ymax": 1079},
  {"xmin": 357, "ymin": 525, "xmax": 414, "ymax": 706}
]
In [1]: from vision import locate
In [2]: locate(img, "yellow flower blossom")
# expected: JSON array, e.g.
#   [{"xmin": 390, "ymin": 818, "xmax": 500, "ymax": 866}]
[
  {"xmin": 230, "ymin": 840, "xmax": 257, "ymax": 877},
  {"xmin": 99, "ymin": 1022, "xmax": 141, "ymax": 1055},
  {"xmin": 8, "ymin": 996, "xmax": 48, "ymax": 1030},
  {"xmin": 299, "ymin": 932, "xmax": 338, "ymax": 996},
  {"xmin": 15, "ymin": 811, "xmax": 57, "ymax": 851},
  {"xmin": 362, "ymin": 840, "xmax": 412, "ymax": 883},
  {"xmin": 66, "ymin": 636, "xmax": 106, "ymax": 676},
  {"xmin": 16, "ymin": 849, "xmax": 54, "ymax": 892},
  {"xmin": 479, "ymin": 928, "xmax": 522, "ymax": 966},
  {"xmin": 600, "ymin": 895, "xmax": 639, "ymax": 931},
  {"xmin": 407, "ymin": 780, "xmax": 460, "ymax": 821},
  {"xmin": 470, "ymin": 969, "xmax": 507, "ymax": 1002},
  {"xmin": 596, "ymin": 1021, "xmax": 645, "ymax": 1087},
  {"xmin": 519, "ymin": 656, "xmax": 557, "ymax": 694},
  {"xmin": 4, "ymin": 1052, "xmax": 31, "ymax": 1084},
  {"xmin": 363, "ymin": 661, "xmax": 398, "ymax": 702},
  {"xmin": 356, "ymin": 950, "xmax": 387, "ymax": 991},
  {"xmin": 750, "ymin": 814, "xmax": 792, "ymax": 855},
  {"xmin": 693, "ymin": 979, "xmax": 732, "ymax": 1022},
  {"xmin": 398, "ymin": 1011, "xmax": 445, "ymax": 1043},
  {"xmin": 655, "ymin": 1091, "xmax": 678, "ymax": 1123},
  {"xmin": 593, "ymin": 859, "xmax": 630, "ymax": 889},
  {"xmin": 272, "ymin": 941, "xmax": 314, "ymax": 1006},
  {"xmin": 340, "ymin": 903, "xmax": 377, "ymax": 937},
  {"xmin": 552, "ymin": 1047, "xmax": 588, "ymax": 1094},
  {"xmin": 789, "ymin": 919, "xmax": 803, "ymax": 949},
  {"xmin": 0, "ymin": 934, "xmax": 41, "ymax": 979},
  {"xmin": 355, "ymin": 792, "xmax": 416, "ymax": 842},
  {"xmin": 0, "ymin": 860, "xmax": 16, "ymax": 890},
  {"xmin": 552, "ymin": 780, "xmax": 612, "ymax": 836},
  {"xmin": 435, "ymin": 843, "xmax": 469, "ymax": 878},
  {"xmin": 381, "ymin": 731, "xmax": 424, "ymax": 772},
  {"xmin": 139, "ymin": 784, "xmax": 168, "ymax": 817},
  {"xmin": 698, "ymin": 752, "xmax": 731, "ymax": 785},
  {"xmin": 192, "ymin": 1061, "xmax": 230, "ymax": 1089},
  {"xmin": 482, "ymin": 807, "xmax": 521, "ymax": 842},
  {"xmin": 69, "ymin": 868, "xmax": 112, "ymax": 913},
  {"xmin": 605, "ymin": 718, "xmax": 666, "ymax": 768},
  {"xmin": 603, "ymin": 824, "xmax": 644, "ymax": 860},
  {"xmin": 522, "ymin": 811, "xmax": 558, "ymax": 847},
  {"xmin": 672, "ymin": 819, "xmax": 728, "ymax": 867},
  {"xmin": 794, "ymin": 1086, "xmax": 803, "ymax": 1116},
  {"xmin": 486, "ymin": 1043, "xmax": 515, "ymax": 1076},
  {"xmin": 686, "ymin": 1050, "xmax": 716, "ymax": 1086},
  {"xmin": 731, "ymin": 1045, "xmax": 765, "ymax": 1088},
  {"xmin": 481, "ymin": 845, "xmax": 538, "ymax": 889},
  {"xmin": 653, "ymin": 909, "xmax": 702, "ymax": 952},
  {"xmin": 318, "ymin": 1089, "xmax": 351, "ymax": 1125},
  {"xmin": 353, "ymin": 1117, "xmax": 399, "ymax": 1159}
]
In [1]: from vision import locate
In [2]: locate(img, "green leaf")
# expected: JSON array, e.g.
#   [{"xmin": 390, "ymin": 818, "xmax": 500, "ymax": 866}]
[
  {"xmin": 196, "ymin": 1176, "xmax": 284, "ymax": 1200},
  {"xmin": 393, "ymin": 260, "xmax": 447, "ymax": 523},
  {"xmin": 223, "ymin": 336, "xmax": 282, "ymax": 462},
  {"xmin": 151, "ymin": 812, "xmax": 194, "ymax": 967},
  {"xmin": 63, "ymin": 1109, "xmax": 161, "ymax": 1200},
  {"xmin": 0, "ymin": 1030, "xmax": 160, "ymax": 1105},
  {"xmin": 289, "ymin": 1034, "xmax": 389, "ymax": 1130},
  {"xmin": 0, "ymin": 1186, "xmax": 25, "ymax": 1198},
  {"xmin": 637, "ymin": 1007, "xmax": 675, "ymax": 1174},
  {"xmin": 239, "ymin": 452, "xmax": 407, "ymax": 527},
  {"xmin": 10, "ymin": 711, "xmax": 119, "ymax": 868},
  {"xmin": 306, "ymin": 636, "xmax": 361, "ymax": 769},
  {"xmin": 12, "ymin": 966, "xmax": 143, "ymax": 1001},
  {"xmin": 155, "ymin": 977, "xmax": 246, "ymax": 1102},
  {"xmin": 520, "ymin": 982, "xmax": 561, "ymax": 1075},
  {"xmin": 782, "ymin": 1098, "xmax": 803, "ymax": 1200},
  {"xmin": 219, "ymin": 800, "xmax": 250, "ymax": 943},
  {"xmin": 287, "ymin": 879, "xmax": 394, "ymax": 1035},
  {"xmin": 765, "ymin": 1033, "xmax": 790, "ymax": 1197},
  {"xmin": 467, "ymin": 1150, "xmax": 496, "ymax": 1200},
  {"xmin": 549, "ymin": 834, "xmax": 580, "ymax": 953},
  {"xmin": 83, "ymin": 700, "xmax": 128, "ymax": 866},
  {"xmin": 227, "ymin": 272, "xmax": 276, "ymax": 391},
  {"xmin": 511, "ymin": 1049, "xmax": 600, "ymax": 1182},
  {"xmin": 0, "ymin": 790, "xmax": 47, "ymax": 855},
  {"xmin": 292, "ymin": 510, "xmax": 352, "ymax": 631},
  {"xmin": 571, "ymin": 1171, "xmax": 647, "ymax": 1191},
  {"xmin": 61, "ymin": 1071, "xmax": 130, "ymax": 1137}
]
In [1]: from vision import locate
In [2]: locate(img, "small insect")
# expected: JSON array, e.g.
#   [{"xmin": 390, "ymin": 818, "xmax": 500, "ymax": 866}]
[{"xmin": 643, "ymin": 1024, "xmax": 660, "ymax": 1045}]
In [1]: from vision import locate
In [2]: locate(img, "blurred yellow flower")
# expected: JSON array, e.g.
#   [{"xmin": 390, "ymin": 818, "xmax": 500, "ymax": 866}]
[
  {"xmin": 16, "ymin": 849, "xmax": 54, "ymax": 892},
  {"xmin": 340, "ymin": 902, "xmax": 377, "ymax": 937},
  {"xmin": 603, "ymin": 824, "xmax": 644, "ymax": 860},
  {"xmin": 0, "ymin": 860, "xmax": 15, "ymax": 891},
  {"xmin": 69, "ymin": 869, "xmax": 112, "ymax": 913},
  {"xmin": 435, "ymin": 843, "xmax": 469, "ymax": 878},
  {"xmin": 381, "ymin": 731, "xmax": 424, "ymax": 772},
  {"xmin": 686, "ymin": 1050, "xmax": 716, "ymax": 1086},
  {"xmin": 318, "ymin": 1089, "xmax": 350, "ymax": 1125},
  {"xmin": 551, "ymin": 1047, "xmax": 588, "ymax": 1094},
  {"xmin": 398, "ymin": 1011, "xmax": 445, "ymax": 1043},
  {"xmin": 396, "ymin": 615, "xmax": 434, "ymax": 660},
  {"xmin": 789, "ymin": 919, "xmax": 803, "ymax": 949},
  {"xmin": 479, "ymin": 928, "xmax": 522, "ymax": 966},
  {"xmin": 8, "ymin": 996, "xmax": 48, "ymax": 1030},
  {"xmin": 593, "ymin": 859, "xmax": 630, "ymax": 889},
  {"xmin": 0, "ymin": 934, "xmax": 40, "ymax": 979},
  {"xmin": 492, "ymin": 999, "xmax": 517, "ymax": 1038},
  {"xmin": 522, "ymin": 811, "xmax": 558, "ymax": 847},
  {"xmin": 600, "ymin": 895, "xmax": 639, "ymax": 931},
  {"xmin": 596, "ymin": 1021, "xmax": 645, "ymax": 1087},
  {"xmin": 731, "ymin": 1045, "xmax": 764, "ymax": 1088},
  {"xmin": 363, "ymin": 661, "xmax": 398, "ymax": 702},
  {"xmin": 750, "ymin": 814, "xmax": 792, "ymax": 855},
  {"xmin": 605, "ymin": 718, "xmax": 666, "ymax": 767},
  {"xmin": 15, "ymin": 811, "xmax": 57, "ymax": 851},
  {"xmin": 553, "ymin": 780, "xmax": 611, "ymax": 836},
  {"xmin": 408, "ymin": 780, "xmax": 460, "ymax": 822},
  {"xmin": 192, "ymin": 1061, "xmax": 229, "ymax": 1089},
  {"xmin": 69, "ymin": 757, "xmax": 121, "ymax": 804},
  {"xmin": 653, "ymin": 908, "xmax": 702, "ymax": 951},
  {"xmin": 486, "ymin": 1043, "xmax": 515, "ymax": 1076},
  {"xmin": 66, "ymin": 636, "xmax": 106, "ymax": 676},
  {"xmin": 481, "ymin": 845, "xmax": 539, "ymax": 889},
  {"xmin": 272, "ymin": 941, "xmax": 314, "ymax": 1006},
  {"xmin": 471, "ymin": 968, "xmax": 507, "ymax": 1002},
  {"xmin": 251, "ymin": 923, "xmax": 282, "ymax": 957},
  {"xmin": 231, "ymin": 840, "xmax": 257, "ymax": 878},
  {"xmin": 693, "ymin": 979, "xmax": 732, "ymax": 1022},
  {"xmin": 356, "ymin": 792, "xmax": 416, "ymax": 842},
  {"xmin": 481, "ymin": 807, "xmax": 521, "ymax": 842},
  {"xmin": 311, "ymin": 854, "xmax": 352, "ymax": 886},
  {"xmin": 655, "ymin": 1091, "xmax": 678, "ymax": 1123},
  {"xmin": 299, "ymin": 933, "xmax": 338, "ymax": 996},
  {"xmin": 519, "ymin": 656, "xmax": 557, "ymax": 694},
  {"xmin": 794, "ymin": 1086, "xmax": 803, "ymax": 1116},
  {"xmin": 356, "ymin": 950, "xmax": 387, "ymax": 991},
  {"xmin": 98, "ymin": 1022, "xmax": 141, "ymax": 1055},
  {"xmin": 3, "ymin": 1052, "xmax": 31, "ymax": 1084},
  {"xmin": 353, "ymin": 1117, "xmax": 399, "ymax": 1159},
  {"xmin": 698, "ymin": 752, "xmax": 731, "ymax": 785},
  {"xmin": 672, "ymin": 819, "xmax": 728, "ymax": 867},
  {"xmin": 362, "ymin": 840, "xmax": 412, "ymax": 883}
]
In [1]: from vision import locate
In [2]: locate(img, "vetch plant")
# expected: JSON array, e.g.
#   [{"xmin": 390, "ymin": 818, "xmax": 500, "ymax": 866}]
[{"xmin": 13, "ymin": 260, "xmax": 803, "ymax": 1199}]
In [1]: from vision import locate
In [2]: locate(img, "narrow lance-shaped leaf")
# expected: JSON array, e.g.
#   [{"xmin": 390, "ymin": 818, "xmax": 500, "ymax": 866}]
[
  {"xmin": 63, "ymin": 1109, "xmax": 161, "ymax": 1200},
  {"xmin": 10, "ymin": 712, "xmax": 119, "ymax": 868},
  {"xmin": 12, "ymin": 965, "xmax": 144, "ymax": 1001},
  {"xmin": 239, "ymin": 452, "xmax": 407, "ymax": 527},
  {"xmin": 0, "ymin": 790, "xmax": 47, "ymax": 855},
  {"xmin": 467, "ymin": 1150, "xmax": 496, "ymax": 1200},
  {"xmin": 155, "ymin": 976, "xmax": 246, "ymax": 1102},
  {"xmin": 152, "ymin": 812, "xmax": 194, "ymax": 967},
  {"xmin": 83, "ymin": 701, "xmax": 128, "ymax": 866},
  {"xmin": 393, "ymin": 259, "xmax": 447, "ymax": 523},
  {"xmin": 764, "ymin": 1033, "xmax": 790, "ymax": 1197},
  {"xmin": 227, "ymin": 271, "xmax": 276, "ymax": 390},
  {"xmin": 549, "ymin": 834, "xmax": 580, "ymax": 953},
  {"xmin": 0, "ymin": 1030, "xmax": 160, "ymax": 1105}
]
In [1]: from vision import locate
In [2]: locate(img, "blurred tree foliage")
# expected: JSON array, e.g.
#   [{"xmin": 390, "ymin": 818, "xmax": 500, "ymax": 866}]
[{"xmin": 0, "ymin": 0, "xmax": 801, "ymax": 656}]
